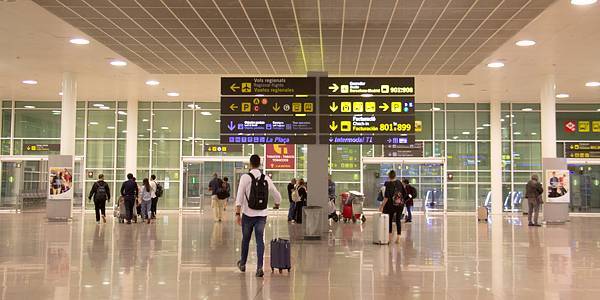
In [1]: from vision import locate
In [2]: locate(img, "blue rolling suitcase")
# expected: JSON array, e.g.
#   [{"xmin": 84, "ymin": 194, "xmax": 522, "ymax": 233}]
[{"xmin": 270, "ymin": 238, "xmax": 291, "ymax": 273}]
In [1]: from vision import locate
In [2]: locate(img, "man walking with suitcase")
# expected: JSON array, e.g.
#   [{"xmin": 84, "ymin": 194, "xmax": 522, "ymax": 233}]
[{"xmin": 235, "ymin": 154, "xmax": 281, "ymax": 277}]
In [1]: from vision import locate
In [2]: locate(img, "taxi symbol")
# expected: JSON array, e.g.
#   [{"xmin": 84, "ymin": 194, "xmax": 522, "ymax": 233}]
[
  {"xmin": 241, "ymin": 103, "xmax": 251, "ymax": 112},
  {"xmin": 353, "ymin": 102, "xmax": 363, "ymax": 113},
  {"xmin": 304, "ymin": 102, "xmax": 314, "ymax": 113},
  {"xmin": 365, "ymin": 102, "xmax": 376, "ymax": 112},
  {"xmin": 341, "ymin": 102, "xmax": 351, "ymax": 113},
  {"xmin": 292, "ymin": 103, "xmax": 302, "ymax": 112},
  {"xmin": 341, "ymin": 121, "xmax": 352, "ymax": 132},
  {"xmin": 242, "ymin": 82, "xmax": 252, "ymax": 93},
  {"xmin": 391, "ymin": 102, "xmax": 402, "ymax": 112}
]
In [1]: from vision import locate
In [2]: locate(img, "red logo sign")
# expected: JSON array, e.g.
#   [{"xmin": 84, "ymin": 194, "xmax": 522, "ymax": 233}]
[
  {"xmin": 564, "ymin": 121, "xmax": 577, "ymax": 133},
  {"xmin": 265, "ymin": 144, "xmax": 295, "ymax": 169}
]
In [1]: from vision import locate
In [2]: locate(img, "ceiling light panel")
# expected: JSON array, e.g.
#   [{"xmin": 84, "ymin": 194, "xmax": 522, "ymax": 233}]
[{"xmin": 34, "ymin": 0, "xmax": 554, "ymax": 75}]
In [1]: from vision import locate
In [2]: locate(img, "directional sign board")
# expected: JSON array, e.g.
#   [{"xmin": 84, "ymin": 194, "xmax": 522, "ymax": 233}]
[
  {"xmin": 322, "ymin": 77, "xmax": 414, "ymax": 96},
  {"xmin": 221, "ymin": 77, "xmax": 316, "ymax": 96},
  {"xmin": 221, "ymin": 97, "xmax": 315, "ymax": 115},
  {"xmin": 220, "ymin": 77, "xmax": 317, "ymax": 144},
  {"xmin": 320, "ymin": 77, "xmax": 416, "ymax": 145},
  {"xmin": 565, "ymin": 142, "xmax": 600, "ymax": 158}
]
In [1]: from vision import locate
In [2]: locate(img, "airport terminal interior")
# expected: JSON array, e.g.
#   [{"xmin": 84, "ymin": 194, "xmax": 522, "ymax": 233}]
[{"xmin": 1, "ymin": 0, "xmax": 600, "ymax": 299}]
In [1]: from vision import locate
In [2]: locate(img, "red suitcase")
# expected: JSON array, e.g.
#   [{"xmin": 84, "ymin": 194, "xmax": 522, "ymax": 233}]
[{"xmin": 342, "ymin": 205, "xmax": 353, "ymax": 222}]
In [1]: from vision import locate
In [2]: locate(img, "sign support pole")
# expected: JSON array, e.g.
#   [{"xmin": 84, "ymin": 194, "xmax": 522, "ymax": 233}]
[{"xmin": 306, "ymin": 71, "xmax": 329, "ymax": 235}]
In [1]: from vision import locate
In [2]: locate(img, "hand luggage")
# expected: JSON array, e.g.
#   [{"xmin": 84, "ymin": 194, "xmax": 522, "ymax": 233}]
[
  {"xmin": 342, "ymin": 204, "xmax": 353, "ymax": 223},
  {"xmin": 373, "ymin": 213, "xmax": 389, "ymax": 245},
  {"xmin": 477, "ymin": 206, "xmax": 488, "ymax": 222},
  {"xmin": 270, "ymin": 238, "xmax": 291, "ymax": 273}
]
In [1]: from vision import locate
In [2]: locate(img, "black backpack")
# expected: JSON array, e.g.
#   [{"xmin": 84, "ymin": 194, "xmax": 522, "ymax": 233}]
[
  {"xmin": 155, "ymin": 182, "xmax": 163, "ymax": 197},
  {"xmin": 95, "ymin": 182, "xmax": 107, "ymax": 201},
  {"xmin": 246, "ymin": 172, "xmax": 269, "ymax": 210}
]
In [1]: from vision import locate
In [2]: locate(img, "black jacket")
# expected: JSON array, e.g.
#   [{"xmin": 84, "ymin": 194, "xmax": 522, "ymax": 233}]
[
  {"xmin": 88, "ymin": 180, "xmax": 110, "ymax": 202},
  {"xmin": 287, "ymin": 183, "xmax": 295, "ymax": 202},
  {"xmin": 120, "ymin": 179, "xmax": 138, "ymax": 198},
  {"xmin": 298, "ymin": 185, "xmax": 307, "ymax": 202},
  {"xmin": 383, "ymin": 180, "xmax": 405, "ymax": 213}
]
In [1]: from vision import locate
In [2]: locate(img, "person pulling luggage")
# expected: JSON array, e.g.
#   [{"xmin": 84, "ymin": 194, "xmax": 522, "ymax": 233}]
[
  {"xmin": 402, "ymin": 179, "xmax": 417, "ymax": 223},
  {"xmin": 88, "ymin": 174, "xmax": 110, "ymax": 224},
  {"xmin": 235, "ymin": 154, "xmax": 281, "ymax": 277},
  {"xmin": 380, "ymin": 170, "xmax": 405, "ymax": 243}
]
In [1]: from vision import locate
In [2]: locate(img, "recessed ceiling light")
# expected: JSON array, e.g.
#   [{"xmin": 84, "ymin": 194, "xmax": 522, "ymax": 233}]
[
  {"xmin": 556, "ymin": 93, "xmax": 570, "ymax": 98},
  {"xmin": 187, "ymin": 104, "xmax": 195, "ymax": 109},
  {"xmin": 110, "ymin": 60, "xmax": 127, "ymax": 67},
  {"xmin": 69, "ymin": 38, "xmax": 90, "ymax": 45},
  {"xmin": 531, "ymin": 132, "xmax": 537, "ymax": 135},
  {"xmin": 585, "ymin": 81, "xmax": 600, "ymax": 87},
  {"xmin": 89, "ymin": 122, "xmax": 99, "ymax": 125},
  {"xmin": 447, "ymin": 93, "xmax": 460, "ymax": 98},
  {"xmin": 52, "ymin": 110, "xmax": 61, "ymax": 114},
  {"xmin": 200, "ymin": 111, "xmax": 212, "ymax": 116},
  {"xmin": 515, "ymin": 40, "xmax": 536, "ymax": 47},
  {"xmin": 59, "ymin": 92, "xmax": 63, "ymax": 96},
  {"xmin": 167, "ymin": 92, "xmax": 179, "ymax": 97},
  {"xmin": 452, "ymin": 136, "xmax": 459, "ymax": 140},
  {"xmin": 482, "ymin": 124, "xmax": 490, "ymax": 127},
  {"xmin": 22, "ymin": 80, "xmax": 38, "ymax": 85},
  {"xmin": 106, "ymin": 126, "xmax": 115, "ymax": 130},
  {"xmin": 99, "ymin": 106, "xmax": 110, "ymax": 110},
  {"xmin": 431, "ymin": 107, "xmax": 441, "ymax": 111},
  {"xmin": 145, "ymin": 80, "xmax": 160, "ymax": 86},
  {"xmin": 571, "ymin": 0, "xmax": 597, "ymax": 5},
  {"xmin": 215, "ymin": 120, "xmax": 221, "ymax": 123},
  {"xmin": 142, "ymin": 119, "xmax": 149, "ymax": 122},
  {"xmin": 521, "ymin": 108, "xmax": 533, "ymax": 111},
  {"xmin": 117, "ymin": 111, "xmax": 127, "ymax": 115},
  {"xmin": 476, "ymin": 127, "xmax": 484, "ymax": 130},
  {"xmin": 161, "ymin": 126, "xmax": 169, "ymax": 130},
  {"xmin": 24, "ymin": 105, "xmax": 35, "ymax": 109},
  {"xmin": 462, "ymin": 131, "xmax": 470, "ymax": 135},
  {"xmin": 487, "ymin": 62, "xmax": 505, "ymax": 68},
  {"xmin": 514, "ymin": 132, "xmax": 521, "ymax": 135}
]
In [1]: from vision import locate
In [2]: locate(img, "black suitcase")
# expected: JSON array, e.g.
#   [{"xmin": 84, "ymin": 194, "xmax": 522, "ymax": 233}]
[{"xmin": 270, "ymin": 238, "xmax": 291, "ymax": 273}]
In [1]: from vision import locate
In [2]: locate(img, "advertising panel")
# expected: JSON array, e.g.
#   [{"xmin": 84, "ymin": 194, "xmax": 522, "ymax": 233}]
[
  {"xmin": 48, "ymin": 167, "xmax": 73, "ymax": 200},
  {"xmin": 265, "ymin": 144, "xmax": 295, "ymax": 169},
  {"xmin": 545, "ymin": 169, "xmax": 570, "ymax": 203}
]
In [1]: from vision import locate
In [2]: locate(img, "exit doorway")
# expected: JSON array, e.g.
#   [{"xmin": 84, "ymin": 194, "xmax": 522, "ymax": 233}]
[
  {"xmin": 179, "ymin": 156, "xmax": 248, "ymax": 211},
  {"xmin": 361, "ymin": 157, "xmax": 447, "ymax": 212}
]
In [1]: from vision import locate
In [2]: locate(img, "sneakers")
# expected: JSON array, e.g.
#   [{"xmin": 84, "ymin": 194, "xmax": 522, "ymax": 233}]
[
  {"xmin": 237, "ymin": 261, "xmax": 246, "ymax": 273},
  {"xmin": 528, "ymin": 223, "xmax": 534, "ymax": 226},
  {"xmin": 256, "ymin": 268, "xmax": 264, "ymax": 278}
]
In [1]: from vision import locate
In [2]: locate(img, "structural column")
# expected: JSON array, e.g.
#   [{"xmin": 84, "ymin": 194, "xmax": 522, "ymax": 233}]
[
  {"xmin": 60, "ymin": 72, "xmax": 77, "ymax": 155},
  {"xmin": 540, "ymin": 74, "xmax": 557, "ymax": 158},
  {"xmin": 125, "ymin": 94, "xmax": 138, "ymax": 176},
  {"xmin": 490, "ymin": 100, "xmax": 503, "ymax": 215}
]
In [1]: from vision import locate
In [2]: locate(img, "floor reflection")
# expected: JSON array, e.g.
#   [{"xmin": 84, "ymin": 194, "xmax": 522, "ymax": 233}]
[{"xmin": 1, "ymin": 212, "xmax": 600, "ymax": 299}]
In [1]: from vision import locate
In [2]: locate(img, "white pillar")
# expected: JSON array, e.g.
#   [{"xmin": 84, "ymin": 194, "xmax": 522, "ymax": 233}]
[
  {"xmin": 490, "ymin": 100, "xmax": 503, "ymax": 215},
  {"xmin": 125, "ymin": 96, "xmax": 138, "ymax": 175},
  {"xmin": 540, "ymin": 75, "xmax": 556, "ymax": 158},
  {"xmin": 60, "ymin": 72, "xmax": 77, "ymax": 155}
]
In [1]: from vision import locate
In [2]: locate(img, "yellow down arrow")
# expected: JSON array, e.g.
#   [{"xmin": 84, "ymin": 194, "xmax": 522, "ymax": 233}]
[
  {"xmin": 329, "ymin": 102, "xmax": 339, "ymax": 112},
  {"xmin": 379, "ymin": 103, "xmax": 389, "ymax": 112},
  {"xmin": 273, "ymin": 102, "xmax": 281, "ymax": 112},
  {"xmin": 329, "ymin": 121, "xmax": 338, "ymax": 132}
]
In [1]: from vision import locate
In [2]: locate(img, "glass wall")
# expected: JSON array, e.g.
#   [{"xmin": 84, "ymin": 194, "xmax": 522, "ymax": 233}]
[{"xmin": 75, "ymin": 101, "xmax": 127, "ymax": 207}]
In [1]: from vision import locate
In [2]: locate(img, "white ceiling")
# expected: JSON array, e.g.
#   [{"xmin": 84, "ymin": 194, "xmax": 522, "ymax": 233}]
[{"xmin": 0, "ymin": 0, "xmax": 599, "ymax": 103}]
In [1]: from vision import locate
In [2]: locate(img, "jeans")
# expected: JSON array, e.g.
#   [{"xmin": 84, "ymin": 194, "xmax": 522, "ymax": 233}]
[
  {"xmin": 287, "ymin": 202, "xmax": 296, "ymax": 221},
  {"xmin": 141, "ymin": 200, "xmax": 152, "ymax": 219},
  {"xmin": 386, "ymin": 205, "xmax": 403, "ymax": 234},
  {"xmin": 124, "ymin": 196, "xmax": 135, "ymax": 222},
  {"xmin": 240, "ymin": 214, "xmax": 267, "ymax": 270},
  {"xmin": 528, "ymin": 199, "xmax": 540, "ymax": 224},
  {"xmin": 294, "ymin": 201, "xmax": 306, "ymax": 224},
  {"xmin": 151, "ymin": 197, "xmax": 158, "ymax": 217},
  {"xmin": 93, "ymin": 199, "xmax": 106, "ymax": 222},
  {"xmin": 405, "ymin": 205, "xmax": 412, "ymax": 221}
]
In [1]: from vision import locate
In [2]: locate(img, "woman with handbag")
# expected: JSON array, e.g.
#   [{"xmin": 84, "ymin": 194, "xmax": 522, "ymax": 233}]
[{"xmin": 380, "ymin": 170, "xmax": 405, "ymax": 243}]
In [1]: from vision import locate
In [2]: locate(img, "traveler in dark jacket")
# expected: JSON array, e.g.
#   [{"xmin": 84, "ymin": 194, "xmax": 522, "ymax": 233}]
[
  {"xmin": 120, "ymin": 173, "xmax": 138, "ymax": 224},
  {"xmin": 525, "ymin": 174, "xmax": 544, "ymax": 226},
  {"xmin": 380, "ymin": 170, "xmax": 405, "ymax": 243},
  {"xmin": 287, "ymin": 178, "xmax": 297, "ymax": 222},
  {"xmin": 402, "ymin": 179, "xmax": 416, "ymax": 223},
  {"xmin": 294, "ymin": 179, "xmax": 308, "ymax": 224},
  {"xmin": 88, "ymin": 174, "xmax": 110, "ymax": 224}
]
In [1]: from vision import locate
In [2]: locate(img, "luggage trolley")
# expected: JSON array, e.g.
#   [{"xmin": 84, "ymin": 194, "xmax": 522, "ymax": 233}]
[{"xmin": 342, "ymin": 191, "xmax": 367, "ymax": 223}]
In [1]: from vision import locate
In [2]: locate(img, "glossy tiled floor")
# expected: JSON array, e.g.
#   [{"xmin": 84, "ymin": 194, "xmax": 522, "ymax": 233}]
[{"xmin": 1, "ymin": 211, "xmax": 600, "ymax": 300}]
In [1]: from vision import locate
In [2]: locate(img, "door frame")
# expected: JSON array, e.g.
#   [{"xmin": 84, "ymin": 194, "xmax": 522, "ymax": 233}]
[
  {"xmin": 179, "ymin": 156, "xmax": 248, "ymax": 211},
  {"xmin": 0, "ymin": 155, "xmax": 84, "ymax": 212},
  {"xmin": 361, "ymin": 157, "xmax": 447, "ymax": 212}
]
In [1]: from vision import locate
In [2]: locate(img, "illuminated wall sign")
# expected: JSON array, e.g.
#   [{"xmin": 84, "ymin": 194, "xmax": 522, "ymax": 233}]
[
  {"xmin": 320, "ymin": 77, "xmax": 415, "ymax": 145},
  {"xmin": 205, "ymin": 144, "xmax": 243, "ymax": 154},
  {"xmin": 265, "ymin": 144, "xmax": 295, "ymax": 169},
  {"xmin": 221, "ymin": 77, "xmax": 316, "ymax": 96},
  {"xmin": 220, "ymin": 97, "xmax": 315, "ymax": 115},
  {"xmin": 565, "ymin": 142, "xmax": 600, "ymax": 158},
  {"xmin": 321, "ymin": 77, "xmax": 414, "ymax": 96},
  {"xmin": 23, "ymin": 144, "xmax": 60, "ymax": 152},
  {"xmin": 220, "ymin": 77, "xmax": 317, "ymax": 144},
  {"xmin": 384, "ymin": 143, "xmax": 424, "ymax": 157}
]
